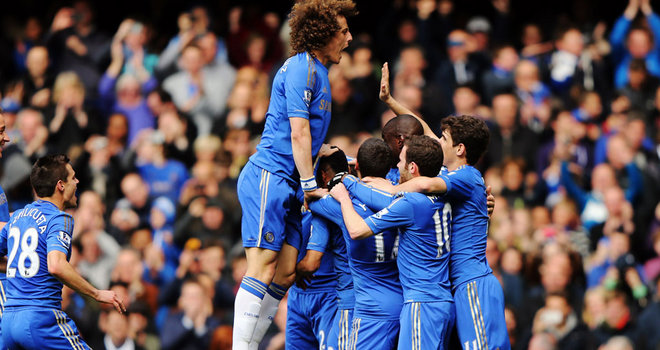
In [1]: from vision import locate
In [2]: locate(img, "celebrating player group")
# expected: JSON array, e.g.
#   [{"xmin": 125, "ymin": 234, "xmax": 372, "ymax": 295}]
[{"xmin": 233, "ymin": 1, "xmax": 509, "ymax": 349}]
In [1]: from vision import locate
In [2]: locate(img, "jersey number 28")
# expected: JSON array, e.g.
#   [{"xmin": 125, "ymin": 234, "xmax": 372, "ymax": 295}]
[{"xmin": 6, "ymin": 227, "xmax": 40, "ymax": 278}]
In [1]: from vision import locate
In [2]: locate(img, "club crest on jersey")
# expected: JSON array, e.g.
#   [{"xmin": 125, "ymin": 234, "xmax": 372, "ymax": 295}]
[
  {"xmin": 58, "ymin": 231, "xmax": 71, "ymax": 247},
  {"xmin": 303, "ymin": 89, "xmax": 312, "ymax": 107},
  {"xmin": 264, "ymin": 232, "xmax": 275, "ymax": 243}
]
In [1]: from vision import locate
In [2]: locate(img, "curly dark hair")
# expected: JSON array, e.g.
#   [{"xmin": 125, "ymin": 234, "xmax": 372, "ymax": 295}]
[
  {"xmin": 441, "ymin": 115, "xmax": 490, "ymax": 166},
  {"xmin": 289, "ymin": 0, "xmax": 357, "ymax": 55},
  {"xmin": 404, "ymin": 135, "xmax": 443, "ymax": 177}
]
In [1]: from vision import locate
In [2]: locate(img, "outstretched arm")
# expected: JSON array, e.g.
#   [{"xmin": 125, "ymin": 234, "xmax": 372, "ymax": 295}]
[
  {"xmin": 331, "ymin": 184, "xmax": 373, "ymax": 240},
  {"xmin": 379, "ymin": 62, "xmax": 440, "ymax": 141},
  {"xmin": 48, "ymin": 251, "xmax": 125, "ymax": 313}
]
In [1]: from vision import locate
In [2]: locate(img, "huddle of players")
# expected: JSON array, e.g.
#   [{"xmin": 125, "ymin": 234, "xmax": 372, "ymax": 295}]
[{"xmin": 286, "ymin": 109, "xmax": 510, "ymax": 350}]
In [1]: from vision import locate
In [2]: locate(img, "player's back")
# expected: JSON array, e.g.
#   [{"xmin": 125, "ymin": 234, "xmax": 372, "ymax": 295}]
[
  {"xmin": 384, "ymin": 192, "xmax": 452, "ymax": 303},
  {"xmin": 250, "ymin": 52, "xmax": 332, "ymax": 182},
  {"xmin": 0, "ymin": 200, "xmax": 73, "ymax": 309},
  {"xmin": 310, "ymin": 195, "xmax": 402, "ymax": 319},
  {"xmin": 439, "ymin": 165, "xmax": 491, "ymax": 288}
]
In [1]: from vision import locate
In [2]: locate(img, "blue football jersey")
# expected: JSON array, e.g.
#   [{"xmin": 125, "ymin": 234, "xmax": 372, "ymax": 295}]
[
  {"xmin": 439, "ymin": 165, "xmax": 492, "ymax": 288},
  {"xmin": 250, "ymin": 52, "xmax": 333, "ymax": 182},
  {"xmin": 310, "ymin": 214, "xmax": 354, "ymax": 310},
  {"xmin": 310, "ymin": 195, "xmax": 402, "ymax": 320},
  {"xmin": 386, "ymin": 168, "xmax": 400, "ymax": 185},
  {"xmin": 363, "ymin": 192, "xmax": 453, "ymax": 304},
  {"xmin": 287, "ymin": 209, "xmax": 337, "ymax": 292},
  {"xmin": 0, "ymin": 200, "xmax": 73, "ymax": 309}
]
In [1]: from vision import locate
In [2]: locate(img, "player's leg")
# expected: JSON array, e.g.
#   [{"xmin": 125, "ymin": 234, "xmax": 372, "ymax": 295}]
[
  {"xmin": 250, "ymin": 242, "xmax": 299, "ymax": 349},
  {"xmin": 454, "ymin": 276, "xmax": 510, "ymax": 350},
  {"xmin": 234, "ymin": 163, "xmax": 296, "ymax": 349},
  {"xmin": 398, "ymin": 301, "xmax": 454, "ymax": 350},
  {"xmin": 328, "ymin": 308, "xmax": 353, "ymax": 350},
  {"xmin": 286, "ymin": 289, "xmax": 319, "ymax": 350},
  {"xmin": 312, "ymin": 290, "xmax": 339, "ymax": 350},
  {"xmin": 350, "ymin": 317, "xmax": 399, "ymax": 350}
]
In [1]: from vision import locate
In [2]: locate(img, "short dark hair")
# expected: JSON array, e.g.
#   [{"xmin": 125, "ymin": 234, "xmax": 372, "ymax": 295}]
[
  {"xmin": 441, "ymin": 115, "xmax": 490, "ymax": 165},
  {"xmin": 289, "ymin": 0, "xmax": 357, "ymax": 55},
  {"xmin": 382, "ymin": 114, "xmax": 424, "ymax": 140},
  {"xmin": 404, "ymin": 135, "xmax": 443, "ymax": 177},
  {"xmin": 30, "ymin": 154, "xmax": 71, "ymax": 198},
  {"xmin": 357, "ymin": 138, "xmax": 392, "ymax": 178},
  {"xmin": 316, "ymin": 147, "xmax": 349, "ymax": 188}
]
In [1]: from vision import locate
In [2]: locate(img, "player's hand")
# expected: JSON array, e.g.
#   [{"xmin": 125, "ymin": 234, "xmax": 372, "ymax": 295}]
[
  {"xmin": 329, "ymin": 183, "xmax": 350, "ymax": 203},
  {"xmin": 96, "ymin": 289, "xmax": 126, "ymax": 314},
  {"xmin": 379, "ymin": 62, "xmax": 392, "ymax": 103},
  {"xmin": 362, "ymin": 176, "xmax": 396, "ymax": 194},
  {"xmin": 295, "ymin": 254, "xmax": 320, "ymax": 289},
  {"xmin": 486, "ymin": 186, "xmax": 495, "ymax": 218},
  {"xmin": 304, "ymin": 188, "xmax": 328, "ymax": 203},
  {"xmin": 317, "ymin": 144, "xmax": 339, "ymax": 158}
]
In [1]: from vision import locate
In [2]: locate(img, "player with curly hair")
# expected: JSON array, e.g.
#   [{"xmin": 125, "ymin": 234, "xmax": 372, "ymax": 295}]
[{"xmin": 233, "ymin": 1, "xmax": 356, "ymax": 349}]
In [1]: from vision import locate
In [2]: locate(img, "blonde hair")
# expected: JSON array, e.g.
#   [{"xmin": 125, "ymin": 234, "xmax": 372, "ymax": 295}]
[{"xmin": 52, "ymin": 71, "xmax": 85, "ymax": 103}]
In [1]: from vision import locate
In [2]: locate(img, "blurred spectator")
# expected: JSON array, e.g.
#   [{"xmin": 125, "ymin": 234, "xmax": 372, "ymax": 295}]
[
  {"xmin": 111, "ymin": 248, "xmax": 159, "ymax": 315},
  {"xmin": 484, "ymin": 93, "xmax": 538, "ymax": 169},
  {"xmin": 98, "ymin": 308, "xmax": 144, "ymax": 350},
  {"xmin": 226, "ymin": 5, "xmax": 283, "ymax": 73},
  {"xmin": 481, "ymin": 44, "xmax": 519, "ymax": 104},
  {"xmin": 21, "ymin": 46, "xmax": 53, "ymax": 109},
  {"xmin": 600, "ymin": 336, "xmax": 635, "ymax": 350},
  {"xmin": 109, "ymin": 173, "xmax": 153, "ymax": 243},
  {"xmin": 160, "ymin": 277, "xmax": 220, "ymax": 350},
  {"xmin": 46, "ymin": 2, "xmax": 111, "ymax": 101},
  {"xmin": 433, "ymin": 30, "xmax": 482, "ymax": 109},
  {"xmin": 163, "ymin": 44, "xmax": 234, "ymax": 136},
  {"xmin": 73, "ymin": 135, "xmax": 124, "ymax": 208},
  {"xmin": 590, "ymin": 289, "xmax": 639, "ymax": 347},
  {"xmin": 636, "ymin": 274, "xmax": 660, "ymax": 349},
  {"xmin": 76, "ymin": 228, "xmax": 121, "ymax": 290},
  {"xmin": 514, "ymin": 60, "xmax": 552, "ymax": 135},
  {"xmin": 524, "ymin": 291, "xmax": 592, "ymax": 349},
  {"xmin": 174, "ymin": 196, "xmax": 229, "ymax": 249},
  {"xmin": 619, "ymin": 59, "xmax": 659, "ymax": 114},
  {"xmin": 519, "ymin": 23, "xmax": 553, "ymax": 62},
  {"xmin": 99, "ymin": 23, "xmax": 157, "ymax": 145},
  {"xmin": 134, "ymin": 129, "xmax": 189, "ymax": 203},
  {"xmin": 114, "ymin": 19, "xmax": 158, "ymax": 81},
  {"xmin": 46, "ymin": 71, "xmax": 103, "ymax": 155},
  {"xmin": 610, "ymin": 0, "xmax": 660, "ymax": 88},
  {"xmin": 12, "ymin": 16, "xmax": 44, "ymax": 75},
  {"xmin": 128, "ymin": 301, "xmax": 160, "ymax": 350}
]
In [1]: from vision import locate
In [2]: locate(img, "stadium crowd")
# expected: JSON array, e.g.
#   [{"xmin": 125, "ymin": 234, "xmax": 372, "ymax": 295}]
[{"xmin": 0, "ymin": 0, "xmax": 659, "ymax": 349}]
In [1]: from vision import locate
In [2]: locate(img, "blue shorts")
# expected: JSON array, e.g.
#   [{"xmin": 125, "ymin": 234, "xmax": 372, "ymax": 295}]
[
  {"xmin": 2, "ymin": 307, "xmax": 90, "ymax": 349},
  {"xmin": 453, "ymin": 274, "xmax": 510, "ymax": 350},
  {"xmin": 286, "ymin": 288, "xmax": 338, "ymax": 350},
  {"xmin": 398, "ymin": 301, "xmax": 455, "ymax": 350},
  {"xmin": 350, "ymin": 317, "xmax": 399, "ymax": 350},
  {"xmin": 328, "ymin": 308, "xmax": 354, "ymax": 350},
  {"xmin": 238, "ymin": 162, "xmax": 303, "ymax": 251}
]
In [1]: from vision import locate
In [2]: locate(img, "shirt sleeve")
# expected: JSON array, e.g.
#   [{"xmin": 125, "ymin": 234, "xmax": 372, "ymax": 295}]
[
  {"xmin": 285, "ymin": 57, "xmax": 314, "ymax": 120},
  {"xmin": 310, "ymin": 195, "xmax": 344, "ymax": 227},
  {"xmin": 440, "ymin": 172, "xmax": 470, "ymax": 201},
  {"xmin": 46, "ymin": 214, "xmax": 73, "ymax": 255},
  {"xmin": 342, "ymin": 175, "xmax": 394, "ymax": 211},
  {"xmin": 308, "ymin": 215, "xmax": 330, "ymax": 253},
  {"xmin": 365, "ymin": 195, "xmax": 413, "ymax": 235}
]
